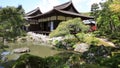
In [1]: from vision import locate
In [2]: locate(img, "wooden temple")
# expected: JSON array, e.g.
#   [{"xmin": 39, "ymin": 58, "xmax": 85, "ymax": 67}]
[{"xmin": 25, "ymin": 1, "xmax": 94, "ymax": 34}]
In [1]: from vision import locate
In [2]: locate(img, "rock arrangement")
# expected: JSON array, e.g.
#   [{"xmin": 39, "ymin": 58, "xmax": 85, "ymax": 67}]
[
  {"xmin": 16, "ymin": 32, "xmax": 115, "ymax": 53},
  {"xmin": 97, "ymin": 38, "xmax": 115, "ymax": 47},
  {"xmin": 16, "ymin": 32, "xmax": 92, "ymax": 53},
  {"xmin": 74, "ymin": 43, "xmax": 89, "ymax": 53},
  {"xmin": 13, "ymin": 47, "xmax": 30, "ymax": 53},
  {"xmin": 17, "ymin": 32, "xmax": 64, "ymax": 46}
]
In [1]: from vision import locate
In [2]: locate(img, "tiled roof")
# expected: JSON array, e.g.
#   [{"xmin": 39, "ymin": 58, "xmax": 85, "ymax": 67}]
[
  {"xmin": 26, "ymin": 1, "xmax": 93, "ymax": 20},
  {"xmin": 26, "ymin": 7, "xmax": 42, "ymax": 16}
]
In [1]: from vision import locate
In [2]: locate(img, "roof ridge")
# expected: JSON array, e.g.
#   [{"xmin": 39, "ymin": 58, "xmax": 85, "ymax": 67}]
[
  {"xmin": 26, "ymin": 7, "xmax": 42, "ymax": 15},
  {"xmin": 54, "ymin": 1, "xmax": 80, "ymax": 14},
  {"xmin": 56, "ymin": 9, "xmax": 93, "ymax": 18},
  {"xmin": 54, "ymin": 1, "xmax": 72, "ymax": 9}
]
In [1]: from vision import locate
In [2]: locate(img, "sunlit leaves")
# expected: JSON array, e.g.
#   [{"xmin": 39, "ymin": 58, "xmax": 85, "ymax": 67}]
[
  {"xmin": 49, "ymin": 18, "xmax": 89, "ymax": 37},
  {"xmin": 0, "ymin": 6, "xmax": 25, "ymax": 40},
  {"xmin": 109, "ymin": 0, "xmax": 120, "ymax": 13},
  {"xmin": 96, "ymin": 0, "xmax": 120, "ymax": 37}
]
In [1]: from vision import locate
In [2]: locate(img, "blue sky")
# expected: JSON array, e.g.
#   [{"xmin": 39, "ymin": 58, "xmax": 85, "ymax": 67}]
[{"xmin": 0, "ymin": 0, "xmax": 106, "ymax": 13}]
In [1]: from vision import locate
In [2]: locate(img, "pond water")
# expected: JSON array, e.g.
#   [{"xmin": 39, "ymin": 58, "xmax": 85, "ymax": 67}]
[
  {"xmin": 28, "ymin": 45, "xmax": 61, "ymax": 57},
  {"xmin": 1, "ymin": 51, "xmax": 10, "ymax": 56},
  {"xmin": 0, "ymin": 52, "xmax": 10, "ymax": 68},
  {"xmin": 7, "ymin": 45, "xmax": 61, "ymax": 60},
  {"xmin": 0, "ymin": 66, "xmax": 4, "ymax": 68},
  {"xmin": 1, "ymin": 45, "xmax": 61, "ymax": 68}
]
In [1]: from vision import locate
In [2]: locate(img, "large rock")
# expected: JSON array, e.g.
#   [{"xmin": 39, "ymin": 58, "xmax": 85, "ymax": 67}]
[
  {"xmin": 97, "ymin": 38, "xmax": 115, "ymax": 47},
  {"xmin": 13, "ymin": 47, "xmax": 30, "ymax": 53},
  {"xmin": 74, "ymin": 43, "xmax": 89, "ymax": 53}
]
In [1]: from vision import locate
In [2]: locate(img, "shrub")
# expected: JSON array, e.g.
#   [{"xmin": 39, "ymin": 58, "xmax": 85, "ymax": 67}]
[
  {"xmin": 76, "ymin": 33, "xmax": 86, "ymax": 42},
  {"xmin": 81, "ymin": 45, "xmax": 112, "ymax": 64},
  {"xmin": 82, "ymin": 64, "xmax": 108, "ymax": 68},
  {"xmin": 49, "ymin": 18, "xmax": 89, "ymax": 37},
  {"xmin": 85, "ymin": 36, "xmax": 99, "ymax": 45},
  {"xmin": 102, "ymin": 54, "xmax": 120, "ymax": 68},
  {"xmin": 12, "ymin": 54, "xmax": 46, "ymax": 68},
  {"xmin": 76, "ymin": 33, "xmax": 99, "ymax": 45},
  {"xmin": 55, "ymin": 38, "xmax": 79, "ymax": 50},
  {"xmin": 12, "ymin": 52, "xmax": 82, "ymax": 68},
  {"xmin": 45, "ymin": 56, "xmax": 69, "ymax": 68}
]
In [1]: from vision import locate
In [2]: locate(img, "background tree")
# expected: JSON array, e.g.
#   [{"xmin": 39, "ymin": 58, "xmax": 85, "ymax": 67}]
[
  {"xmin": 109, "ymin": 0, "xmax": 120, "ymax": 13},
  {"xmin": 95, "ymin": 0, "xmax": 120, "ymax": 46},
  {"xmin": 90, "ymin": 3, "xmax": 99, "ymax": 20},
  {"xmin": 0, "ymin": 5, "xmax": 26, "ymax": 63},
  {"xmin": 0, "ymin": 5, "xmax": 26, "ymax": 42},
  {"xmin": 97, "ymin": 0, "xmax": 120, "ymax": 37}
]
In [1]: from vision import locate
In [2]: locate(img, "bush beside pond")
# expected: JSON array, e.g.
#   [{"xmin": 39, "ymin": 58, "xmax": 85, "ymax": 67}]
[
  {"xmin": 12, "ymin": 51, "xmax": 120, "ymax": 68},
  {"xmin": 12, "ymin": 52, "xmax": 82, "ymax": 68}
]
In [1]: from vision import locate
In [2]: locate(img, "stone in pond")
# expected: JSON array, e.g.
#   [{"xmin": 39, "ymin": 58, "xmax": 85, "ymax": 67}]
[{"xmin": 13, "ymin": 47, "xmax": 30, "ymax": 53}]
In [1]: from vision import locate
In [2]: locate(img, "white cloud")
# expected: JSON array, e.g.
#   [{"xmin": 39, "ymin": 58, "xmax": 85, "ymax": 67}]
[
  {"xmin": 72, "ymin": 0, "xmax": 83, "ymax": 4},
  {"xmin": 48, "ymin": 0, "xmax": 60, "ymax": 6},
  {"xmin": 36, "ymin": 0, "xmax": 60, "ymax": 13},
  {"xmin": 71, "ymin": 0, "xmax": 85, "ymax": 12},
  {"xmin": 87, "ymin": 0, "xmax": 103, "ymax": 6},
  {"xmin": 36, "ymin": 0, "xmax": 52, "ymax": 13},
  {"xmin": 37, "ymin": 0, "xmax": 106, "ymax": 13},
  {"xmin": 72, "ymin": 0, "xmax": 106, "ymax": 12}
]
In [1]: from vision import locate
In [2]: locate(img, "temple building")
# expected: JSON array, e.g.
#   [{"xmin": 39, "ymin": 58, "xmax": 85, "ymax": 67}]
[{"xmin": 25, "ymin": 1, "xmax": 95, "ymax": 34}]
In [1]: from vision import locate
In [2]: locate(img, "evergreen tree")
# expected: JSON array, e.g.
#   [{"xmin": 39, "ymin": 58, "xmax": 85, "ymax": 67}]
[
  {"xmin": 97, "ymin": 0, "xmax": 120, "ymax": 39},
  {"xmin": 90, "ymin": 3, "xmax": 99, "ymax": 19},
  {"xmin": 0, "ymin": 5, "xmax": 26, "ymax": 41}
]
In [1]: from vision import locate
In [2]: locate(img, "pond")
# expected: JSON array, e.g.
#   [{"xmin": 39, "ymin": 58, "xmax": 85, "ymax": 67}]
[
  {"xmin": 7, "ymin": 45, "xmax": 61, "ymax": 60},
  {"xmin": 28, "ymin": 45, "xmax": 61, "ymax": 57},
  {"xmin": 0, "ymin": 66, "xmax": 4, "ymax": 68},
  {"xmin": 0, "ymin": 51, "xmax": 10, "ymax": 68},
  {"xmin": 0, "ymin": 45, "xmax": 63, "ymax": 68},
  {"xmin": 1, "ymin": 51, "xmax": 10, "ymax": 56}
]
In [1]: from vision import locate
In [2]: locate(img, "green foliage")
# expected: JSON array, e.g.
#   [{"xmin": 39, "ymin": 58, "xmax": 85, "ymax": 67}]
[
  {"xmin": 0, "ymin": 6, "xmax": 26, "ymax": 41},
  {"xmin": 12, "ymin": 48, "xmax": 120, "ymax": 68},
  {"xmin": 76, "ymin": 33, "xmax": 86, "ymax": 42},
  {"xmin": 81, "ymin": 45, "xmax": 112, "ymax": 64},
  {"xmin": 76, "ymin": 33, "xmax": 99, "ymax": 45},
  {"xmin": 90, "ymin": 3, "xmax": 100, "ymax": 20},
  {"xmin": 45, "ymin": 56, "xmax": 68, "ymax": 68},
  {"xmin": 12, "ymin": 54, "xmax": 46, "ymax": 68},
  {"xmin": 109, "ymin": 0, "xmax": 120, "ymax": 13},
  {"xmin": 12, "ymin": 52, "xmax": 82, "ymax": 68},
  {"xmin": 55, "ymin": 38, "xmax": 78, "ymax": 50},
  {"xmin": 55, "ymin": 41, "xmax": 66, "ymax": 49},
  {"xmin": 14, "ymin": 51, "xmax": 118, "ymax": 68},
  {"xmin": 82, "ymin": 64, "xmax": 108, "ymax": 68},
  {"xmin": 96, "ymin": 0, "xmax": 120, "ymax": 40},
  {"xmin": 54, "ymin": 33, "xmax": 100, "ymax": 50},
  {"xmin": 49, "ymin": 18, "xmax": 89, "ymax": 37},
  {"xmin": 102, "ymin": 54, "xmax": 120, "ymax": 68},
  {"xmin": 50, "ymin": 52, "xmax": 82, "ymax": 68}
]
